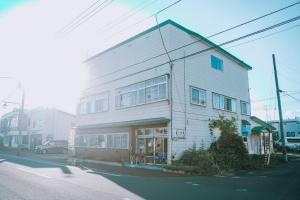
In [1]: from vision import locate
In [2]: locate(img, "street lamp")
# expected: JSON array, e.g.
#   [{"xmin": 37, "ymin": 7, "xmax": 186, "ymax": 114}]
[{"xmin": 1, "ymin": 78, "xmax": 25, "ymax": 156}]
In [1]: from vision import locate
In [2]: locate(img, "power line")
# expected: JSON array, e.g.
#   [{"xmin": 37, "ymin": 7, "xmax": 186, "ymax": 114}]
[
  {"xmin": 206, "ymin": 1, "xmax": 300, "ymax": 38},
  {"xmin": 225, "ymin": 24, "xmax": 300, "ymax": 49},
  {"xmin": 102, "ymin": 0, "xmax": 182, "ymax": 40},
  {"xmin": 63, "ymin": 0, "xmax": 115, "ymax": 35},
  {"xmin": 100, "ymin": 1, "xmax": 300, "ymax": 47},
  {"xmin": 58, "ymin": 0, "xmax": 105, "ymax": 34},
  {"xmin": 97, "ymin": 0, "xmax": 159, "ymax": 33},
  {"xmin": 83, "ymin": 15, "xmax": 300, "ymax": 91},
  {"xmin": 286, "ymin": 94, "xmax": 300, "ymax": 102},
  {"xmin": 88, "ymin": 2, "xmax": 300, "ymax": 82}
]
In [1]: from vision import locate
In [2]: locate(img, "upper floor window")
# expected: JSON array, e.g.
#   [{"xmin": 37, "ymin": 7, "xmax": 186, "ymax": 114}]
[
  {"xmin": 212, "ymin": 93, "xmax": 237, "ymax": 112},
  {"xmin": 115, "ymin": 75, "xmax": 168, "ymax": 108},
  {"xmin": 241, "ymin": 101, "xmax": 251, "ymax": 115},
  {"xmin": 79, "ymin": 92, "xmax": 109, "ymax": 115},
  {"xmin": 190, "ymin": 86, "xmax": 206, "ymax": 106},
  {"xmin": 211, "ymin": 55, "xmax": 223, "ymax": 71}
]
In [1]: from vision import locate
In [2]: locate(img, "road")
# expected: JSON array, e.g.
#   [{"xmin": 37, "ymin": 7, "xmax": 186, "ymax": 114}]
[{"xmin": 0, "ymin": 152, "xmax": 300, "ymax": 200}]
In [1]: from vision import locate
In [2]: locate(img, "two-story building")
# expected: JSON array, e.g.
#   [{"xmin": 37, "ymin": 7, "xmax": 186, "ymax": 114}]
[
  {"xmin": 74, "ymin": 19, "xmax": 269, "ymax": 164},
  {"xmin": 0, "ymin": 109, "xmax": 30, "ymax": 149},
  {"xmin": 0, "ymin": 108, "xmax": 75, "ymax": 150}
]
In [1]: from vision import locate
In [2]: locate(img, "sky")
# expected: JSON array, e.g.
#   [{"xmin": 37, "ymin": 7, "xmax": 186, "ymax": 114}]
[{"xmin": 0, "ymin": 0, "xmax": 299, "ymax": 121}]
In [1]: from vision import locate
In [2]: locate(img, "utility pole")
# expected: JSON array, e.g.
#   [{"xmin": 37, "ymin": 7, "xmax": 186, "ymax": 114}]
[
  {"xmin": 272, "ymin": 54, "xmax": 288, "ymax": 162},
  {"xmin": 16, "ymin": 84, "xmax": 25, "ymax": 156}
]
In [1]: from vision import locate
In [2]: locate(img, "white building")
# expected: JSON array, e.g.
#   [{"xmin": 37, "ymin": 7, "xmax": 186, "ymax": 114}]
[
  {"xmin": 268, "ymin": 117, "xmax": 300, "ymax": 149},
  {"xmin": 74, "ymin": 20, "xmax": 269, "ymax": 164},
  {"xmin": 0, "ymin": 108, "xmax": 75, "ymax": 149}
]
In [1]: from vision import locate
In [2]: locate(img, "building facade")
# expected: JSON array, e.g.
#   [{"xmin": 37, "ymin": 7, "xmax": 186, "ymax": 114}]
[
  {"xmin": 0, "ymin": 109, "xmax": 30, "ymax": 149},
  {"xmin": 268, "ymin": 117, "xmax": 300, "ymax": 149},
  {"xmin": 0, "ymin": 108, "xmax": 75, "ymax": 150},
  {"xmin": 74, "ymin": 20, "xmax": 264, "ymax": 164}
]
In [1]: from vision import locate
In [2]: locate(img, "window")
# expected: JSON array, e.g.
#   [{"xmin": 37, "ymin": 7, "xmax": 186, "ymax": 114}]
[
  {"xmin": 89, "ymin": 135, "xmax": 106, "ymax": 148},
  {"xmin": 212, "ymin": 93, "xmax": 224, "ymax": 110},
  {"xmin": 76, "ymin": 135, "xmax": 88, "ymax": 147},
  {"xmin": 32, "ymin": 120, "xmax": 36, "ymax": 128},
  {"xmin": 212, "ymin": 93, "xmax": 236, "ymax": 112},
  {"xmin": 116, "ymin": 75, "xmax": 168, "ymax": 108},
  {"xmin": 106, "ymin": 133, "xmax": 129, "ymax": 149},
  {"xmin": 190, "ymin": 87, "xmax": 206, "ymax": 106},
  {"xmin": 241, "ymin": 101, "xmax": 251, "ymax": 115},
  {"xmin": 211, "ymin": 55, "xmax": 223, "ymax": 71},
  {"xmin": 287, "ymin": 132, "xmax": 295, "ymax": 137},
  {"xmin": 225, "ymin": 98, "xmax": 237, "ymax": 112},
  {"xmin": 78, "ymin": 133, "xmax": 128, "ymax": 149},
  {"xmin": 79, "ymin": 92, "xmax": 109, "ymax": 114}
]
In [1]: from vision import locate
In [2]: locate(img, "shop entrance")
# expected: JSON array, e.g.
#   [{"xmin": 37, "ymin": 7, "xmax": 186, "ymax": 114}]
[{"xmin": 136, "ymin": 127, "xmax": 168, "ymax": 164}]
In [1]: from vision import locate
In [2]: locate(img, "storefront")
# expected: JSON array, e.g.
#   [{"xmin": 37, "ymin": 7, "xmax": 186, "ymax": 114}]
[
  {"xmin": 73, "ymin": 119, "xmax": 170, "ymax": 165},
  {"xmin": 134, "ymin": 127, "xmax": 168, "ymax": 165}
]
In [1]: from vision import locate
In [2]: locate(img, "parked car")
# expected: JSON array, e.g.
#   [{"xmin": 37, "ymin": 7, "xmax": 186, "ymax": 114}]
[{"xmin": 35, "ymin": 140, "xmax": 68, "ymax": 154}]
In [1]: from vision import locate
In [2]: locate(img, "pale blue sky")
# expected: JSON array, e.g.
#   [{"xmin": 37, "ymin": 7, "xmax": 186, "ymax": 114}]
[{"xmin": 0, "ymin": 0, "xmax": 299, "ymax": 120}]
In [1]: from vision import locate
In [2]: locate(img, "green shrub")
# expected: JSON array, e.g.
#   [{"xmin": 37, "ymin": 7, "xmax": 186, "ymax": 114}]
[
  {"xmin": 169, "ymin": 148, "xmax": 219, "ymax": 175},
  {"xmin": 209, "ymin": 116, "xmax": 250, "ymax": 170},
  {"xmin": 209, "ymin": 133, "xmax": 250, "ymax": 170}
]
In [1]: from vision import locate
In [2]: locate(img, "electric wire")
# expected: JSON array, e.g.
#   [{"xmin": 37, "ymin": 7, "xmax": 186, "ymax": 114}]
[{"xmin": 83, "ymin": 15, "xmax": 300, "ymax": 91}]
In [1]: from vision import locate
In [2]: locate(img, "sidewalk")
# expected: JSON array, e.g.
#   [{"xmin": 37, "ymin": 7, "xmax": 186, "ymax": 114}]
[{"xmin": 0, "ymin": 149, "xmax": 184, "ymax": 177}]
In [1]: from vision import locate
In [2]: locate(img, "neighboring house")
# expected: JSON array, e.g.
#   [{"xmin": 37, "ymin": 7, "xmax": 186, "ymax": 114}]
[
  {"xmin": 248, "ymin": 116, "xmax": 276, "ymax": 155},
  {"xmin": 268, "ymin": 117, "xmax": 300, "ymax": 149},
  {"xmin": 73, "ymin": 19, "xmax": 265, "ymax": 164},
  {"xmin": 0, "ymin": 109, "xmax": 30, "ymax": 149},
  {"xmin": 28, "ymin": 108, "xmax": 76, "ymax": 149},
  {"xmin": 0, "ymin": 108, "xmax": 75, "ymax": 150}
]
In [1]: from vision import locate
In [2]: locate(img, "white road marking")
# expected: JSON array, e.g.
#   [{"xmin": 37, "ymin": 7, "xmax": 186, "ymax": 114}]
[
  {"xmin": 185, "ymin": 181, "xmax": 193, "ymax": 184},
  {"xmin": 259, "ymin": 175, "xmax": 267, "ymax": 178},
  {"xmin": 16, "ymin": 167, "xmax": 52, "ymax": 179},
  {"xmin": 215, "ymin": 175, "xmax": 226, "ymax": 178},
  {"xmin": 236, "ymin": 188, "xmax": 248, "ymax": 192},
  {"xmin": 232, "ymin": 176, "xmax": 240, "ymax": 179},
  {"xmin": 94, "ymin": 171, "xmax": 122, "ymax": 177},
  {"xmin": 192, "ymin": 183, "xmax": 200, "ymax": 186},
  {"xmin": 81, "ymin": 165, "xmax": 122, "ymax": 177}
]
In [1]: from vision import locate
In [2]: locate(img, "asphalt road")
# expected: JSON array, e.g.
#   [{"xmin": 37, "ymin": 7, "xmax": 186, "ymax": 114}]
[{"xmin": 0, "ymin": 152, "xmax": 300, "ymax": 200}]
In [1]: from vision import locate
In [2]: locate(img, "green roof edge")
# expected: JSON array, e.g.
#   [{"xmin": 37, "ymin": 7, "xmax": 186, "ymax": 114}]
[
  {"xmin": 250, "ymin": 116, "xmax": 276, "ymax": 131},
  {"xmin": 84, "ymin": 19, "xmax": 252, "ymax": 70}
]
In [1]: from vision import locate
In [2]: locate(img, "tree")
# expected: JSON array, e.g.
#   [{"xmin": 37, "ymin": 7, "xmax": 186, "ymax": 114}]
[{"xmin": 209, "ymin": 116, "xmax": 250, "ymax": 170}]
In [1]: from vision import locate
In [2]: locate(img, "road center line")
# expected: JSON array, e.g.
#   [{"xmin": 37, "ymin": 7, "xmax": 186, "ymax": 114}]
[{"xmin": 16, "ymin": 167, "xmax": 52, "ymax": 179}]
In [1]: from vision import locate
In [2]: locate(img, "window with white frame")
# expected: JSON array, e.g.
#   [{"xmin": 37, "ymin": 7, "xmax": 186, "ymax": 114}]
[
  {"xmin": 190, "ymin": 86, "xmax": 206, "ymax": 106},
  {"xmin": 89, "ymin": 134, "xmax": 106, "ymax": 148},
  {"xmin": 212, "ymin": 93, "xmax": 225, "ymax": 110},
  {"xmin": 106, "ymin": 133, "xmax": 129, "ymax": 149},
  {"xmin": 213, "ymin": 93, "xmax": 237, "ymax": 112},
  {"xmin": 79, "ymin": 92, "xmax": 109, "ymax": 115},
  {"xmin": 241, "ymin": 101, "xmax": 251, "ymax": 115},
  {"xmin": 115, "ymin": 75, "xmax": 168, "ymax": 108},
  {"xmin": 75, "ymin": 133, "xmax": 128, "ymax": 149},
  {"xmin": 75, "ymin": 135, "xmax": 88, "ymax": 147}
]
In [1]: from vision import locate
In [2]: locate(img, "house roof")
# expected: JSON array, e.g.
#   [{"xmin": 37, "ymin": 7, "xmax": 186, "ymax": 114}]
[
  {"xmin": 84, "ymin": 19, "xmax": 252, "ymax": 70},
  {"xmin": 250, "ymin": 116, "xmax": 276, "ymax": 131}
]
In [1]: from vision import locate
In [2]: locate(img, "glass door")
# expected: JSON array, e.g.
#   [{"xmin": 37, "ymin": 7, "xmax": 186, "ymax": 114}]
[{"xmin": 136, "ymin": 127, "xmax": 168, "ymax": 165}]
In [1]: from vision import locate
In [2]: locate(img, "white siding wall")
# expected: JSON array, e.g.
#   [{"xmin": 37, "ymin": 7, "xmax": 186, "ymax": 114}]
[
  {"xmin": 166, "ymin": 25, "xmax": 251, "ymax": 159},
  {"xmin": 78, "ymin": 26, "xmax": 173, "ymax": 126},
  {"xmin": 78, "ymin": 23, "xmax": 251, "ymax": 160}
]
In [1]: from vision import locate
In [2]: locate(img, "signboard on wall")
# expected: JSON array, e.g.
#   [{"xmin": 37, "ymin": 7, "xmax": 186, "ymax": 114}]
[{"xmin": 175, "ymin": 129, "xmax": 185, "ymax": 139}]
